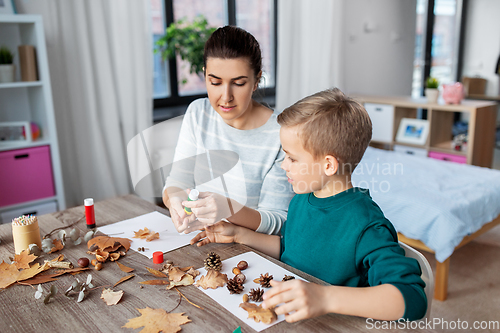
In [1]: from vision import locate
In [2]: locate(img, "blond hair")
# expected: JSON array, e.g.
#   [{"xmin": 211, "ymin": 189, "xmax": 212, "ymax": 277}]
[{"xmin": 277, "ymin": 88, "xmax": 372, "ymax": 174}]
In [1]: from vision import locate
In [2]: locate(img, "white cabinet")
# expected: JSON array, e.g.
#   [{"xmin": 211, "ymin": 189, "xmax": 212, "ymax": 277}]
[
  {"xmin": 0, "ymin": 14, "xmax": 65, "ymax": 223},
  {"xmin": 364, "ymin": 103, "xmax": 394, "ymax": 143}
]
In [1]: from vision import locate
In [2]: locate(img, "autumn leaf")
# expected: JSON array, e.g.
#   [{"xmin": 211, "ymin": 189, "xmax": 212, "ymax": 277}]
[
  {"xmin": 166, "ymin": 274, "xmax": 194, "ymax": 290},
  {"xmin": 88, "ymin": 236, "xmax": 131, "ymax": 252},
  {"xmin": 185, "ymin": 268, "xmax": 200, "ymax": 278},
  {"xmin": 168, "ymin": 266, "xmax": 186, "ymax": 282},
  {"xmin": 13, "ymin": 249, "xmax": 37, "ymax": 269},
  {"xmin": 49, "ymin": 239, "xmax": 64, "ymax": 254},
  {"xmin": 117, "ymin": 262, "xmax": 134, "ymax": 273},
  {"xmin": 140, "ymin": 280, "xmax": 170, "ymax": 285},
  {"xmin": 0, "ymin": 261, "xmax": 21, "ymax": 289},
  {"xmin": 122, "ymin": 308, "xmax": 190, "ymax": 333},
  {"xmin": 146, "ymin": 267, "xmax": 168, "ymax": 278},
  {"xmin": 114, "ymin": 274, "xmax": 135, "ymax": 287},
  {"xmin": 239, "ymin": 303, "xmax": 277, "ymax": 324},
  {"xmin": 195, "ymin": 270, "xmax": 227, "ymax": 290},
  {"xmin": 133, "ymin": 228, "xmax": 160, "ymax": 242},
  {"xmin": 101, "ymin": 288, "xmax": 124, "ymax": 305}
]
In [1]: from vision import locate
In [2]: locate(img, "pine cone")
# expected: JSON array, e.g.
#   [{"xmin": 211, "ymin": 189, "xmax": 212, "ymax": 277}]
[
  {"xmin": 258, "ymin": 273, "xmax": 273, "ymax": 288},
  {"xmin": 204, "ymin": 251, "xmax": 222, "ymax": 271},
  {"xmin": 227, "ymin": 276, "xmax": 244, "ymax": 294},
  {"xmin": 248, "ymin": 288, "xmax": 264, "ymax": 302},
  {"xmin": 282, "ymin": 275, "xmax": 295, "ymax": 282}
]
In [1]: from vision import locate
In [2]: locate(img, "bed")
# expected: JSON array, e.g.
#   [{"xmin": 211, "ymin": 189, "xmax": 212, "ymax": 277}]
[{"xmin": 352, "ymin": 147, "xmax": 500, "ymax": 300}]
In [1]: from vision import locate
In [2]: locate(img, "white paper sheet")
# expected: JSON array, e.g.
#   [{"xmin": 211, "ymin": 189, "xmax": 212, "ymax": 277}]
[
  {"xmin": 97, "ymin": 211, "xmax": 193, "ymax": 259},
  {"xmin": 195, "ymin": 252, "xmax": 306, "ymax": 332}
]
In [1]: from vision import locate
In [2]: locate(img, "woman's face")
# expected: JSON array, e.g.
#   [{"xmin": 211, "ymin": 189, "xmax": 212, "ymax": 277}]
[{"xmin": 205, "ymin": 57, "xmax": 259, "ymax": 128}]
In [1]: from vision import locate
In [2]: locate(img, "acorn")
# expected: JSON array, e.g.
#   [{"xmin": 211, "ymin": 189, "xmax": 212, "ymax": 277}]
[
  {"xmin": 95, "ymin": 263, "xmax": 103, "ymax": 271},
  {"xmin": 237, "ymin": 261, "xmax": 248, "ymax": 270},
  {"xmin": 77, "ymin": 257, "xmax": 90, "ymax": 268},
  {"xmin": 232, "ymin": 267, "xmax": 241, "ymax": 275}
]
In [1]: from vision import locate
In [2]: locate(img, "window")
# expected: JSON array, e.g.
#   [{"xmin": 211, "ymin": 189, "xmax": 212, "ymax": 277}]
[
  {"xmin": 151, "ymin": 0, "xmax": 277, "ymax": 119},
  {"xmin": 412, "ymin": 0, "xmax": 466, "ymax": 98}
]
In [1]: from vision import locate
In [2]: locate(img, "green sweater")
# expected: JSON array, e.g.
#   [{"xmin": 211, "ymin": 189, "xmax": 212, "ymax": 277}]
[{"xmin": 280, "ymin": 187, "xmax": 427, "ymax": 321}]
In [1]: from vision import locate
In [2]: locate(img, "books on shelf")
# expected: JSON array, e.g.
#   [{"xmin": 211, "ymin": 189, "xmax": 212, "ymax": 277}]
[{"xmin": 18, "ymin": 45, "xmax": 38, "ymax": 81}]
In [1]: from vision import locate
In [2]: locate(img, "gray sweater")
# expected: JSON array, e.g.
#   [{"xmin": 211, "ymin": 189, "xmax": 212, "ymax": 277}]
[{"xmin": 164, "ymin": 98, "xmax": 294, "ymax": 234}]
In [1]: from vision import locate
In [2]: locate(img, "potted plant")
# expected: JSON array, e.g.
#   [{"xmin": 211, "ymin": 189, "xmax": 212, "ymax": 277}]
[
  {"xmin": 155, "ymin": 15, "xmax": 216, "ymax": 84},
  {"xmin": 0, "ymin": 46, "xmax": 15, "ymax": 83},
  {"xmin": 425, "ymin": 76, "xmax": 439, "ymax": 103}
]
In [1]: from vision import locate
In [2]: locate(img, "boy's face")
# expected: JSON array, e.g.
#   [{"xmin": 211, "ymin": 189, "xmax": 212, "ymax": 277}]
[{"xmin": 279, "ymin": 126, "xmax": 328, "ymax": 194}]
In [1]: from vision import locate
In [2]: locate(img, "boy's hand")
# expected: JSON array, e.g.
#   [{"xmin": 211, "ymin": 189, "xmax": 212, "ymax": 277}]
[
  {"xmin": 262, "ymin": 280, "xmax": 331, "ymax": 323},
  {"xmin": 190, "ymin": 221, "xmax": 240, "ymax": 247}
]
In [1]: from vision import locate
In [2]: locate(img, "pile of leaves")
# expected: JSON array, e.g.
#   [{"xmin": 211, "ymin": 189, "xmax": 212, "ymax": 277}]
[
  {"xmin": 0, "ymin": 251, "xmax": 88, "ymax": 289},
  {"xmin": 87, "ymin": 236, "xmax": 131, "ymax": 263},
  {"xmin": 140, "ymin": 262, "xmax": 200, "ymax": 290}
]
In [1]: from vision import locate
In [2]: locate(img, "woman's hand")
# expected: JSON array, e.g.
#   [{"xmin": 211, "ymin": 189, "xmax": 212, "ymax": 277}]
[
  {"xmin": 168, "ymin": 196, "xmax": 196, "ymax": 233},
  {"xmin": 182, "ymin": 191, "xmax": 238, "ymax": 226},
  {"xmin": 190, "ymin": 221, "xmax": 241, "ymax": 247},
  {"xmin": 262, "ymin": 280, "xmax": 332, "ymax": 323}
]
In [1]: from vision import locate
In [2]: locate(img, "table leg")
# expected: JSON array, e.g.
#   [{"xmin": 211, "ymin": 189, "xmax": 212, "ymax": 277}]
[{"xmin": 434, "ymin": 258, "xmax": 450, "ymax": 301}]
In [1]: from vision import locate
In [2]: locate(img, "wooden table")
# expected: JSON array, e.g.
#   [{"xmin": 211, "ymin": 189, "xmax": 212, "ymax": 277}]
[{"xmin": 0, "ymin": 195, "xmax": 422, "ymax": 333}]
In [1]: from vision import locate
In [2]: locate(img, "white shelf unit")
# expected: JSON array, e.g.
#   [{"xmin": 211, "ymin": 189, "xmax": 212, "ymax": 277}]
[{"xmin": 0, "ymin": 14, "xmax": 65, "ymax": 223}]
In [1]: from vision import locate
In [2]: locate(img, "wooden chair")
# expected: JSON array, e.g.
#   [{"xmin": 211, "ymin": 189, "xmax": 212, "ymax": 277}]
[{"xmin": 399, "ymin": 242, "xmax": 434, "ymax": 320}]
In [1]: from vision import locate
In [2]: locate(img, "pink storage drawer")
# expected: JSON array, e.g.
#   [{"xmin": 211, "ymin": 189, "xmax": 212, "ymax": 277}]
[
  {"xmin": 428, "ymin": 151, "xmax": 467, "ymax": 164},
  {"xmin": 0, "ymin": 146, "xmax": 55, "ymax": 207}
]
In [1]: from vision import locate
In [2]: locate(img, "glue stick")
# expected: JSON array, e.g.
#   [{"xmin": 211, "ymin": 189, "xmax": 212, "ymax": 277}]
[
  {"xmin": 84, "ymin": 198, "xmax": 96, "ymax": 229},
  {"xmin": 183, "ymin": 189, "xmax": 199, "ymax": 215}
]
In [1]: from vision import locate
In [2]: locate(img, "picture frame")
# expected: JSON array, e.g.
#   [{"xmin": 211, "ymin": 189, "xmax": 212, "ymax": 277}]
[
  {"xmin": 395, "ymin": 118, "xmax": 429, "ymax": 146},
  {"xmin": 0, "ymin": 0, "xmax": 16, "ymax": 15},
  {"xmin": 0, "ymin": 121, "xmax": 31, "ymax": 142}
]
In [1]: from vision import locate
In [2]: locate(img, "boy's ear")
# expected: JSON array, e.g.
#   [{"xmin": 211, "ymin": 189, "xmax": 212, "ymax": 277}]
[{"xmin": 324, "ymin": 155, "xmax": 339, "ymax": 176}]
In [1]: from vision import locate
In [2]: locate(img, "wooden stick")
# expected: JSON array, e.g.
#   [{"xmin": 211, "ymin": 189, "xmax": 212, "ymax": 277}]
[
  {"xmin": 175, "ymin": 288, "xmax": 203, "ymax": 310},
  {"xmin": 45, "ymin": 261, "xmax": 73, "ymax": 269}
]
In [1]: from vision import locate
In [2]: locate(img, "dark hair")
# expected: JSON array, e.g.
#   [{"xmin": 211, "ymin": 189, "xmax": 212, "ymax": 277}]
[
  {"xmin": 277, "ymin": 88, "xmax": 372, "ymax": 174},
  {"xmin": 204, "ymin": 26, "xmax": 262, "ymax": 80}
]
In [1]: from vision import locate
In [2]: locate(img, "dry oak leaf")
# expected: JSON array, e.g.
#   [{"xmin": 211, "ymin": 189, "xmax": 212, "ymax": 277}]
[
  {"xmin": 195, "ymin": 269, "xmax": 228, "ymax": 290},
  {"xmin": 123, "ymin": 307, "xmax": 190, "ymax": 333},
  {"xmin": 168, "ymin": 266, "xmax": 187, "ymax": 282},
  {"xmin": 146, "ymin": 267, "xmax": 168, "ymax": 278},
  {"xmin": 185, "ymin": 268, "xmax": 200, "ymax": 278},
  {"xmin": 101, "ymin": 288, "xmax": 124, "ymax": 305},
  {"xmin": 114, "ymin": 274, "xmax": 135, "ymax": 288},
  {"xmin": 117, "ymin": 262, "xmax": 134, "ymax": 273},
  {"xmin": 133, "ymin": 227, "xmax": 160, "ymax": 242},
  {"xmin": 140, "ymin": 280, "xmax": 171, "ymax": 285},
  {"xmin": 239, "ymin": 302, "xmax": 277, "ymax": 324},
  {"xmin": 49, "ymin": 239, "xmax": 64, "ymax": 254},
  {"xmin": 166, "ymin": 274, "xmax": 194, "ymax": 290},
  {"xmin": 13, "ymin": 249, "xmax": 37, "ymax": 269},
  {"xmin": 87, "ymin": 236, "xmax": 131, "ymax": 252}
]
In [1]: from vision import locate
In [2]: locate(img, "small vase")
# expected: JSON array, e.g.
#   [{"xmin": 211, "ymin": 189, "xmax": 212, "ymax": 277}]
[
  {"xmin": 425, "ymin": 88, "xmax": 439, "ymax": 104},
  {"xmin": 0, "ymin": 64, "xmax": 15, "ymax": 83}
]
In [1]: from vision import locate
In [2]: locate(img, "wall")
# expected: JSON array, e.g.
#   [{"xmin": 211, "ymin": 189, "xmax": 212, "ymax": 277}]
[
  {"xmin": 342, "ymin": 0, "xmax": 417, "ymax": 96},
  {"xmin": 462, "ymin": 0, "xmax": 500, "ymax": 97}
]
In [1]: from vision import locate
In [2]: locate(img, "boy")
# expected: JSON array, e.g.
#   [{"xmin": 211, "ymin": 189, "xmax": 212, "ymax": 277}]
[{"xmin": 190, "ymin": 88, "xmax": 427, "ymax": 322}]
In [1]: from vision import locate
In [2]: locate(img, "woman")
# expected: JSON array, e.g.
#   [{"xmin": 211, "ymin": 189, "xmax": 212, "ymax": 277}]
[{"xmin": 162, "ymin": 26, "xmax": 294, "ymax": 235}]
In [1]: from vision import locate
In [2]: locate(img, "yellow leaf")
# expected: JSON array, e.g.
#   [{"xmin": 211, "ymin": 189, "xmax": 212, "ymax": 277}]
[
  {"xmin": 239, "ymin": 302, "xmax": 277, "ymax": 324},
  {"xmin": 123, "ymin": 308, "xmax": 190, "ymax": 333},
  {"xmin": 195, "ymin": 270, "xmax": 227, "ymax": 290},
  {"xmin": 117, "ymin": 262, "xmax": 134, "ymax": 273},
  {"xmin": 0, "ymin": 262, "xmax": 21, "ymax": 289},
  {"xmin": 140, "ymin": 280, "xmax": 170, "ymax": 285},
  {"xmin": 113, "ymin": 274, "xmax": 135, "ymax": 287},
  {"xmin": 13, "ymin": 249, "xmax": 37, "ymax": 269},
  {"xmin": 146, "ymin": 267, "xmax": 168, "ymax": 278}
]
